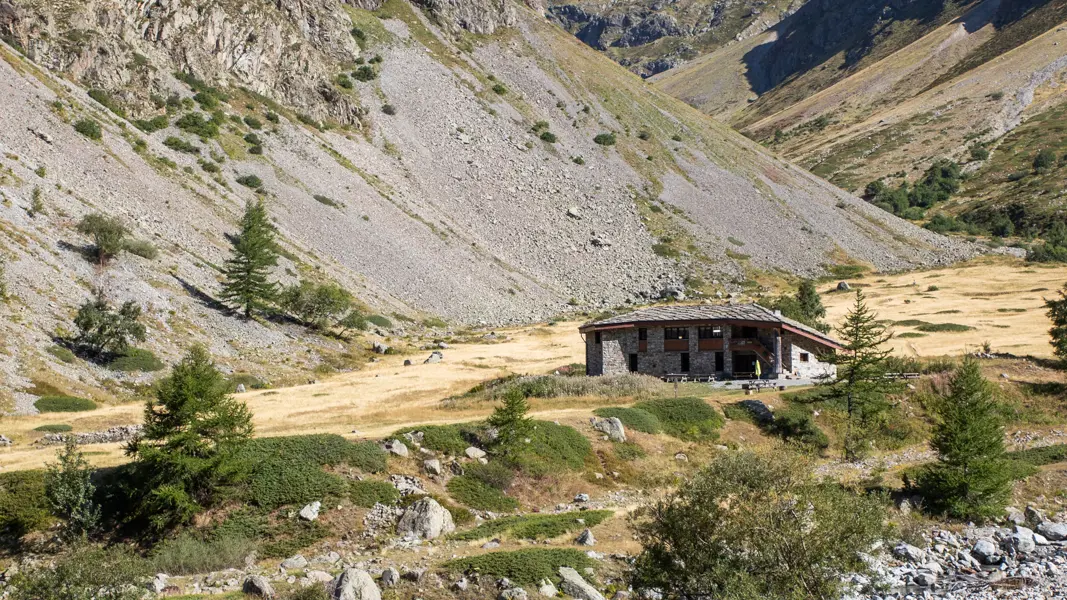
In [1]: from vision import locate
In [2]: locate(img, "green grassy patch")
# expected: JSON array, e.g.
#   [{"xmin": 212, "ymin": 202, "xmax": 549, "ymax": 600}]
[
  {"xmin": 897, "ymin": 332, "xmax": 928, "ymax": 338},
  {"xmin": 0, "ymin": 470, "xmax": 52, "ymax": 538},
  {"xmin": 34, "ymin": 395, "xmax": 97, "ymax": 412},
  {"xmin": 46, "ymin": 345, "xmax": 77, "ymax": 364},
  {"xmin": 915, "ymin": 322, "xmax": 974, "ymax": 333},
  {"xmin": 392, "ymin": 424, "xmax": 476, "ymax": 456},
  {"xmin": 366, "ymin": 314, "xmax": 393, "ymax": 328},
  {"xmin": 592, "ymin": 407, "xmax": 662, "ymax": 434},
  {"xmin": 349, "ymin": 479, "xmax": 401, "ymax": 508},
  {"xmin": 613, "ymin": 441, "xmax": 646, "ymax": 461},
  {"xmin": 442, "ymin": 548, "xmax": 596, "ymax": 585},
  {"xmin": 446, "ymin": 475, "xmax": 519, "ymax": 512},
  {"xmin": 451, "ymin": 510, "xmax": 613, "ymax": 541},
  {"xmin": 512, "ymin": 421, "xmax": 592, "ymax": 476},
  {"xmin": 892, "ymin": 319, "xmax": 931, "ymax": 327},
  {"xmin": 633, "ymin": 397, "xmax": 723, "ymax": 441},
  {"xmin": 33, "ymin": 423, "xmax": 72, "ymax": 433},
  {"xmin": 107, "ymin": 348, "xmax": 164, "ymax": 372}
]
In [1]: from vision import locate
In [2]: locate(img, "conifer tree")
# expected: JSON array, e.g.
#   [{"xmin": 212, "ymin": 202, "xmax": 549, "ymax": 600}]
[
  {"xmin": 128, "ymin": 346, "xmax": 253, "ymax": 529},
  {"xmin": 45, "ymin": 439, "xmax": 101, "ymax": 539},
  {"xmin": 775, "ymin": 279, "xmax": 830, "ymax": 333},
  {"xmin": 826, "ymin": 290, "xmax": 900, "ymax": 460},
  {"xmin": 1045, "ymin": 285, "xmax": 1067, "ymax": 363},
  {"xmin": 220, "ymin": 200, "xmax": 279, "ymax": 318},
  {"xmin": 916, "ymin": 358, "xmax": 1012, "ymax": 520},
  {"xmin": 487, "ymin": 388, "xmax": 532, "ymax": 456}
]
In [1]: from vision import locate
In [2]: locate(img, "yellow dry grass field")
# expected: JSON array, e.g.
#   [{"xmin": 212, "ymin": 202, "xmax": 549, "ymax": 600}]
[{"xmin": 823, "ymin": 257, "xmax": 1066, "ymax": 358}]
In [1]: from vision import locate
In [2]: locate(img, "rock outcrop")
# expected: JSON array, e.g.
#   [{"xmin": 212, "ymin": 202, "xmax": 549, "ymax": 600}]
[{"xmin": 396, "ymin": 497, "xmax": 455, "ymax": 539}]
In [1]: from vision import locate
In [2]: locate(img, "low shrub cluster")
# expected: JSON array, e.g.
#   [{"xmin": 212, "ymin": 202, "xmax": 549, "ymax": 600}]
[
  {"xmin": 392, "ymin": 424, "xmax": 478, "ymax": 455},
  {"xmin": 446, "ymin": 475, "xmax": 519, "ymax": 511},
  {"xmin": 0, "ymin": 470, "xmax": 52, "ymax": 538},
  {"xmin": 633, "ymin": 397, "xmax": 723, "ymax": 441},
  {"xmin": 349, "ymin": 479, "xmax": 400, "ymax": 508},
  {"xmin": 765, "ymin": 405, "xmax": 829, "ymax": 451},
  {"xmin": 473, "ymin": 373, "xmax": 660, "ymax": 401},
  {"xmin": 443, "ymin": 548, "xmax": 595, "ymax": 585},
  {"xmin": 107, "ymin": 348, "xmax": 164, "ymax": 372},
  {"xmin": 74, "ymin": 119, "xmax": 102, "ymax": 140},
  {"xmin": 451, "ymin": 510, "xmax": 612, "ymax": 541},
  {"xmin": 33, "ymin": 423, "xmax": 73, "ymax": 433},
  {"xmin": 150, "ymin": 531, "xmax": 254, "ymax": 575},
  {"xmin": 592, "ymin": 407, "xmax": 662, "ymax": 433},
  {"xmin": 511, "ymin": 420, "xmax": 592, "ymax": 476},
  {"xmin": 35, "ymin": 395, "xmax": 97, "ymax": 412}
]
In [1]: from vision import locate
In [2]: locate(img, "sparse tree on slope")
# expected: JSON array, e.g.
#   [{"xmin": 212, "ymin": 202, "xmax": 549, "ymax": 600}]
[
  {"xmin": 487, "ymin": 388, "xmax": 532, "ymax": 457},
  {"xmin": 128, "ymin": 346, "xmax": 253, "ymax": 529},
  {"xmin": 826, "ymin": 290, "xmax": 901, "ymax": 461},
  {"xmin": 916, "ymin": 358, "xmax": 1012, "ymax": 520},
  {"xmin": 73, "ymin": 292, "xmax": 146, "ymax": 358},
  {"xmin": 45, "ymin": 438, "xmax": 101, "ymax": 539},
  {"xmin": 76, "ymin": 213, "xmax": 128, "ymax": 265},
  {"xmin": 220, "ymin": 200, "xmax": 279, "ymax": 318}
]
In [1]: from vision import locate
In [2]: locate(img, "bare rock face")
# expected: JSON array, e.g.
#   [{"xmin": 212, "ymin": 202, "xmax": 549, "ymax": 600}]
[
  {"xmin": 397, "ymin": 497, "xmax": 455, "ymax": 539},
  {"xmin": 412, "ymin": 0, "xmax": 517, "ymax": 34},
  {"xmin": 331, "ymin": 568, "xmax": 382, "ymax": 600}
]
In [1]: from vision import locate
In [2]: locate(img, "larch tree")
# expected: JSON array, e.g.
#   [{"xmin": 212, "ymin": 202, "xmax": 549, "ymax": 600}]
[
  {"xmin": 487, "ymin": 388, "xmax": 533, "ymax": 457},
  {"xmin": 220, "ymin": 199, "xmax": 279, "ymax": 318}
]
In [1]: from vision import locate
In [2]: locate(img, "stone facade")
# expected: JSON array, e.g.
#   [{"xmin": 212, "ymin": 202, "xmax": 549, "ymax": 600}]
[{"xmin": 585, "ymin": 324, "xmax": 837, "ymax": 380}]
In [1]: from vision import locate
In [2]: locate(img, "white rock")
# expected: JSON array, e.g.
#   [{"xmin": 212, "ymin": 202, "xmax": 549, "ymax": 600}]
[
  {"xmin": 331, "ymin": 569, "xmax": 381, "ymax": 600},
  {"xmin": 558, "ymin": 567, "xmax": 605, "ymax": 600},
  {"xmin": 243, "ymin": 575, "xmax": 275, "ymax": 598},
  {"xmin": 971, "ymin": 539, "xmax": 1000, "ymax": 564},
  {"xmin": 1037, "ymin": 521, "xmax": 1067, "ymax": 541},
  {"xmin": 424, "ymin": 458, "xmax": 442, "ymax": 475},
  {"xmin": 465, "ymin": 446, "xmax": 487, "ymax": 459},
  {"xmin": 299, "ymin": 501, "xmax": 321, "ymax": 521},
  {"xmin": 576, "ymin": 528, "xmax": 596, "ymax": 546},
  {"xmin": 380, "ymin": 567, "xmax": 400, "ymax": 588},
  {"xmin": 397, "ymin": 497, "xmax": 456, "ymax": 539},
  {"xmin": 384, "ymin": 439, "xmax": 409, "ymax": 457},
  {"xmin": 590, "ymin": 417, "xmax": 626, "ymax": 442},
  {"xmin": 537, "ymin": 579, "xmax": 558, "ymax": 597},
  {"xmin": 281, "ymin": 554, "xmax": 308, "ymax": 569}
]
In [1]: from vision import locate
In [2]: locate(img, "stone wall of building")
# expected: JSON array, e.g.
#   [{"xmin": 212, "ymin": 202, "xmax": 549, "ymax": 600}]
[{"xmin": 782, "ymin": 333, "xmax": 837, "ymax": 379}]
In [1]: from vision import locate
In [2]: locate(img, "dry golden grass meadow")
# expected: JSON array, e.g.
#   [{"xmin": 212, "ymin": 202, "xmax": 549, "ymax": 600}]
[{"xmin": 2, "ymin": 256, "xmax": 1064, "ymax": 473}]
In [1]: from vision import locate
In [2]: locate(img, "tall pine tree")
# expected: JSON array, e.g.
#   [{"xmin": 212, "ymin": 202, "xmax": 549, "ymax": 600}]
[
  {"xmin": 220, "ymin": 200, "xmax": 279, "ymax": 317},
  {"xmin": 128, "ymin": 346, "xmax": 253, "ymax": 529},
  {"xmin": 826, "ymin": 290, "xmax": 900, "ymax": 460},
  {"xmin": 487, "ymin": 388, "xmax": 533, "ymax": 457},
  {"xmin": 916, "ymin": 358, "xmax": 1011, "ymax": 520},
  {"xmin": 773, "ymin": 280, "xmax": 829, "ymax": 333}
]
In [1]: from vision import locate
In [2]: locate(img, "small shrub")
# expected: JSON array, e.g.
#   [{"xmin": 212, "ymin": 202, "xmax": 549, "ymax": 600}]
[
  {"xmin": 633, "ymin": 397, "xmax": 723, "ymax": 441},
  {"xmin": 313, "ymin": 194, "xmax": 342, "ymax": 208},
  {"xmin": 572, "ymin": 155, "xmax": 585, "ymax": 165},
  {"xmin": 122, "ymin": 238, "xmax": 159, "ymax": 260},
  {"xmin": 336, "ymin": 74, "xmax": 353, "ymax": 89},
  {"xmin": 134, "ymin": 115, "xmax": 169, "ymax": 133},
  {"xmin": 593, "ymin": 407, "xmax": 662, "ymax": 433},
  {"xmin": 35, "ymin": 396, "xmax": 97, "ymax": 412},
  {"xmin": 46, "ymin": 345, "xmax": 77, "ymax": 364},
  {"xmin": 352, "ymin": 65, "xmax": 377, "ymax": 82},
  {"xmin": 539, "ymin": 131, "xmax": 557, "ymax": 143},
  {"xmin": 0, "ymin": 470, "xmax": 52, "ymax": 537},
  {"xmin": 451, "ymin": 510, "xmax": 612, "ymax": 541},
  {"xmin": 614, "ymin": 442, "xmax": 646, "ymax": 461},
  {"xmin": 7, "ymin": 544, "xmax": 149, "ymax": 600},
  {"xmin": 382, "ymin": 104, "xmax": 397, "ymax": 115},
  {"xmin": 447, "ymin": 475, "xmax": 519, "ymax": 511},
  {"xmin": 174, "ymin": 113, "xmax": 220, "ymax": 138},
  {"xmin": 265, "ymin": 111, "xmax": 280, "ymax": 123},
  {"xmin": 637, "ymin": 130, "xmax": 651, "ymax": 140},
  {"xmin": 393, "ymin": 424, "xmax": 473, "ymax": 455},
  {"xmin": 766, "ymin": 405, "xmax": 829, "ymax": 450},
  {"xmin": 350, "ymin": 479, "xmax": 400, "ymax": 507},
  {"xmin": 465, "ymin": 461, "xmax": 515, "ymax": 490},
  {"xmin": 244, "ymin": 133, "xmax": 262, "ymax": 146},
  {"xmin": 593, "ymin": 132, "xmax": 616, "ymax": 146},
  {"xmin": 512, "ymin": 421, "xmax": 592, "ymax": 476},
  {"xmin": 163, "ymin": 136, "xmax": 199, "ymax": 154},
  {"xmin": 201, "ymin": 161, "xmax": 221, "ymax": 173},
  {"xmin": 443, "ymin": 548, "xmax": 595, "ymax": 585},
  {"xmin": 369, "ymin": 54, "xmax": 382, "ymax": 64},
  {"xmin": 491, "ymin": 83, "xmax": 507, "ymax": 95},
  {"xmin": 248, "ymin": 144, "xmax": 264, "ymax": 155},
  {"xmin": 236, "ymin": 174, "xmax": 263, "ymax": 189},
  {"xmin": 1034, "ymin": 149, "xmax": 1057, "ymax": 173},
  {"xmin": 88, "ymin": 89, "xmax": 126, "ymax": 117},
  {"xmin": 970, "ymin": 146, "xmax": 989, "ymax": 161},
  {"xmin": 243, "ymin": 115, "xmax": 263, "ymax": 130},
  {"xmin": 73, "ymin": 119, "xmax": 102, "ymax": 140},
  {"xmin": 151, "ymin": 531, "xmax": 255, "ymax": 575},
  {"xmin": 366, "ymin": 314, "xmax": 393, "ymax": 328},
  {"xmin": 34, "ymin": 424, "xmax": 73, "ymax": 433},
  {"xmin": 193, "ymin": 91, "xmax": 219, "ymax": 110},
  {"xmin": 671, "ymin": 133, "xmax": 682, "ymax": 142},
  {"xmin": 107, "ymin": 348, "xmax": 165, "ymax": 372},
  {"xmin": 916, "ymin": 322, "xmax": 973, "ymax": 333}
]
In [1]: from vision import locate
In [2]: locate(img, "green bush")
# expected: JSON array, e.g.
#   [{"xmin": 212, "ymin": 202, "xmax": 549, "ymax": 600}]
[
  {"xmin": 352, "ymin": 65, "xmax": 377, "ymax": 82},
  {"xmin": 511, "ymin": 420, "xmax": 592, "ymax": 476},
  {"xmin": 174, "ymin": 113, "xmax": 219, "ymax": 138},
  {"xmin": 243, "ymin": 116, "xmax": 263, "ymax": 130},
  {"xmin": 0, "ymin": 470, "xmax": 52, "ymax": 537},
  {"xmin": 593, "ymin": 132, "xmax": 616, "ymax": 146},
  {"xmin": 88, "ymin": 89, "xmax": 126, "ymax": 117},
  {"xmin": 1006, "ymin": 443, "xmax": 1067, "ymax": 466},
  {"xmin": 227, "ymin": 373, "xmax": 268, "ymax": 392},
  {"xmin": 122, "ymin": 238, "xmax": 159, "ymax": 260},
  {"xmin": 452, "ymin": 510, "xmax": 612, "ymax": 541},
  {"xmin": 350, "ymin": 479, "xmax": 401, "ymax": 507},
  {"xmin": 447, "ymin": 475, "xmax": 519, "ymax": 511},
  {"xmin": 35, "ymin": 395, "xmax": 97, "ymax": 412},
  {"xmin": 539, "ymin": 131, "xmax": 557, "ymax": 143},
  {"xmin": 163, "ymin": 136, "xmax": 199, "ymax": 154},
  {"xmin": 313, "ymin": 194, "xmax": 342, "ymax": 208},
  {"xmin": 151, "ymin": 531, "xmax": 254, "ymax": 575},
  {"xmin": 393, "ymin": 424, "xmax": 473, "ymax": 455},
  {"xmin": 634, "ymin": 397, "xmax": 723, "ymax": 441},
  {"xmin": 73, "ymin": 119, "xmax": 102, "ymax": 140},
  {"xmin": 382, "ymin": 104, "xmax": 397, "ymax": 115},
  {"xmin": 34, "ymin": 424, "xmax": 73, "ymax": 433},
  {"xmin": 107, "ymin": 348, "xmax": 165, "ymax": 372},
  {"xmin": 443, "ymin": 549, "xmax": 595, "ymax": 585},
  {"xmin": 491, "ymin": 83, "xmax": 507, "ymax": 95},
  {"xmin": 134, "ymin": 115, "xmax": 169, "ymax": 133},
  {"xmin": 593, "ymin": 407, "xmax": 662, "ymax": 433},
  {"xmin": 236, "ymin": 174, "xmax": 263, "ymax": 189},
  {"xmin": 465, "ymin": 461, "xmax": 514, "ymax": 490},
  {"xmin": 201, "ymin": 161, "xmax": 221, "ymax": 173},
  {"xmin": 366, "ymin": 314, "xmax": 393, "ymax": 328},
  {"xmin": 614, "ymin": 441, "xmax": 647, "ymax": 461},
  {"xmin": 46, "ymin": 345, "xmax": 77, "ymax": 364},
  {"xmin": 767, "ymin": 405, "xmax": 829, "ymax": 451},
  {"xmin": 916, "ymin": 322, "xmax": 973, "ymax": 333},
  {"xmin": 7, "ymin": 544, "xmax": 149, "ymax": 600}
]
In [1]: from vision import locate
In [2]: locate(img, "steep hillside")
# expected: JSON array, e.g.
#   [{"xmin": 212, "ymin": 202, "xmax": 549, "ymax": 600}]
[{"xmin": 0, "ymin": 0, "xmax": 974, "ymax": 409}]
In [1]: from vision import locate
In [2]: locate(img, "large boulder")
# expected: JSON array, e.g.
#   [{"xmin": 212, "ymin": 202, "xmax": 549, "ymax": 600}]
[
  {"xmin": 299, "ymin": 501, "xmax": 321, "ymax": 521},
  {"xmin": 331, "ymin": 569, "xmax": 381, "ymax": 600},
  {"xmin": 590, "ymin": 417, "xmax": 626, "ymax": 442},
  {"xmin": 1037, "ymin": 521, "xmax": 1067, "ymax": 541},
  {"xmin": 383, "ymin": 439, "xmax": 409, "ymax": 457},
  {"xmin": 397, "ymin": 497, "xmax": 455, "ymax": 539},
  {"xmin": 558, "ymin": 567, "xmax": 605, "ymax": 600},
  {"xmin": 465, "ymin": 446, "xmax": 487, "ymax": 459},
  {"xmin": 971, "ymin": 539, "xmax": 1001, "ymax": 564},
  {"xmin": 243, "ymin": 575, "xmax": 275, "ymax": 599}
]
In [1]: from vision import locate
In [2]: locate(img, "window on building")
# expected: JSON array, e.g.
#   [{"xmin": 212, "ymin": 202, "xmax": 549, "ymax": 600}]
[
  {"xmin": 680, "ymin": 352, "xmax": 690, "ymax": 373},
  {"xmin": 799, "ymin": 352, "xmax": 810, "ymax": 363},
  {"xmin": 698, "ymin": 325, "xmax": 723, "ymax": 339},
  {"xmin": 664, "ymin": 327, "xmax": 689, "ymax": 340},
  {"xmin": 594, "ymin": 331, "xmax": 601, "ymax": 344},
  {"xmin": 638, "ymin": 328, "xmax": 647, "ymax": 340}
]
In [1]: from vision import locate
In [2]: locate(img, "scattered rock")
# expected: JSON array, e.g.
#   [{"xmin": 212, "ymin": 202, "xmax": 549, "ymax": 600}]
[
  {"xmin": 537, "ymin": 579, "xmax": 558, "ymax": 597},
  {"xmin": 893, "ymin": 543, "xmax": 926, "ymax": 563},
  {"xmin": 424, "ymin": 351, "xmax": 443, "ymax": 364},
  {"xmin": 576, "ymin": 528, "xmax": 596, "ymax": 546},
  {"xmin": 837, "ymin": 281, "xmax": 851, "ymax": 291},
  {"xmin": 454, "ymin": 578, "xmax": 469, "ymax": 591},
  {"xmin": 674, "ymin": 452, "xmax": 688, "ymax": 462},
  {"xmin": 331, "ymin": 568, "xmax": 381, "ymax": 600},
  {"xmin": 574, "ymin": 493, "xmax": 590, "ymax": 503},
  {"xmin": 465, "ymin": 446, "xmax": 487, "ymax": 459},
  {"xmin": 36, "ymin": 425, "xmax": 143, "ymax": 446},
  {"xmin": 372, "ymin": 341, "xmax": 390, "ymax": 354},
  {"xmin": 559, "ymin": 566, "xmax": 605, "ymax": 600},
  {"xmin": 590, "ymin": 416, "xmax": 626, "ymax": 442},
  {"xmin": 500, "ymin": 589, "xmax": 528, "ymax": 600},
  {"xmin": 299, "ymin": 501, "xmax": 321, "ymax": 521},
  {"xmin": 383, "ymin": 439, "xmax": 409, "ymax": 457},
  {"xmin": 397, "ymin": 497, "xmax": 456, "ymax": 539},
  {"xmin": 424, "ymin": 458, "xmax": 442, "ymax": 476},
  {"xmin": 281, "ymin": 554, "xmax": 308, "ymax": 570},
  {"xmin": 0, "ymin": 435, "xmax": 10, "ymax": 447},
  {"xmin": 243, "ymin": 575, "xmax": 275, "ymax": 599},
  {"xmin": 971, "ymin": 539, "xmax": 1000, "ymax": 564},
  {"xmin": 1038, "ymin": 521, "xmax": 1067, "ymax": 541},
  {"xmin": 236, "ymin": 383, "xmax": 247, "ymax": 393},
  {"xmin": 380, "ymin": 567, "xmax": 400, "ymax": 588}
]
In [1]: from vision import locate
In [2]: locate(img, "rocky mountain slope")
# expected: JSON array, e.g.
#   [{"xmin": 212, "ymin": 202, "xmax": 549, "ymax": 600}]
[{"xmin": 0, "ymin": 0, "xmax": 975, "ymax": 408}]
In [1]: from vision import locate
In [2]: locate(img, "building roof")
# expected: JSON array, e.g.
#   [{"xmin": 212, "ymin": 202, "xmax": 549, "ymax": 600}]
[{"xmin": 580, "ymin": 303, "xmax": 843, "ymax": 349}]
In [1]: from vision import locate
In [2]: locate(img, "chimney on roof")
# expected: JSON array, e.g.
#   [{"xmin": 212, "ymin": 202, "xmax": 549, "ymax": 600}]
[{"xmin": 774, "ymin": 309, "xmax": 782, "ymax": 317}]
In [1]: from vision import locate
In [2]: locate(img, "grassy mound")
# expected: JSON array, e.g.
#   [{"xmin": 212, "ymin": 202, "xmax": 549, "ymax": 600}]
[
  {"xmin": 33, "ymin": 424, "xmax": 73, "ymax": 433},
  {"xmin": 107, "ymin": 348, "xmax": 164, "ymax": 372},
  {"xmin": 765, "ymin": 405, "xmax": 829, "ymax": 451},
  {"xmin": 34, "ymin": 395, "xmax": 97, "ymax": 412},
  {"xmin": 349, "ymin": 479, "xmax": 400, "ymax": 508},
  {"xmin": 634, "ymin": 397, "xmax": 723, "ymax": 441},
  {"xmin": 392, "ymin": 423, "xmax": 477, "ymax": 456},
  {"xmin": 916, "ymin": 322, "xmax": 974, "ymax": 333},
  {"xmin": 443, "ymin": 549, "xmax": 596, "ymax": 585},
  {"xmin": 593, "ymin": 407, "xmax": 662, "ymax": 434},
  {"xmin": 1006, "ymin": 443, "xmax": 1067, "ymax": 467},
  {"xmin": 0, "ymin": 471, "xmax": 52, "ymax": 538},
  {"xmin": 447, "ymin": 476, "xmax": 519, "ymax": 512},
  {"xmin": 512, "ymin": 420, "xmax": 593, "ymax": 476},
  {"xmin": 451, "ymin": 510, "xmax": 613, "ymax": 541},
  {"xmin": 469, "ymin": 373, "xmax": 660, "ymax": 401}
]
